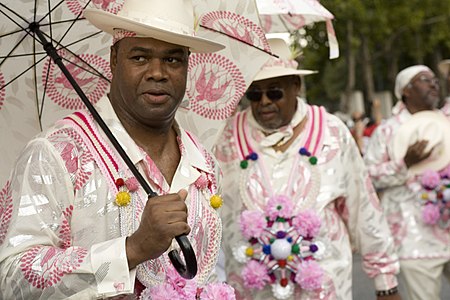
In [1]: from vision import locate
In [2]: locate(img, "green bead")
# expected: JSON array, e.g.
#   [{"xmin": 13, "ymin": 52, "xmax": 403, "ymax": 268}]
[
  {"xmin": 309, "ymin": 156, "xmax": 318, "ymax": 165},
  {"xmin": 276, "ymin": 217, "xmax": 286, "ymax": 223},
  {"xmin": 291, "ymin": 244, "xmax": 300, "ymax": 254},
  {"xmin": 269, "ymin": 238, "xmax": 275, "ymax": 244},
  {"xmin": 240, "ymin": 160, "xmax": 249, "ymax": 169}
]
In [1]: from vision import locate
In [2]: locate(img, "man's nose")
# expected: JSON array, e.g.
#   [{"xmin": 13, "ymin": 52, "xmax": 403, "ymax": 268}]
[{"xmin": 145, "ymin": 59, "xmax": 167, "ymax": 81}]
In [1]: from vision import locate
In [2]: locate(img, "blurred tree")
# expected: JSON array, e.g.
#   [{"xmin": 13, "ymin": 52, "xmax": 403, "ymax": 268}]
[{"xmin": 292, "ymin": 0, "xmax": 450, "ymax": 114}]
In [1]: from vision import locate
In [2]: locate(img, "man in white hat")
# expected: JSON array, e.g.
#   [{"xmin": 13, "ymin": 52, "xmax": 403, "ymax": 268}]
[
  {"xmin": 364, "ymin": 65, "xmax": 450, "ymax": 300},
  {"xmin": 0, "ymin": 0, "xmax": 233, "ymax": 299},
  {"xmin": 215, "ymin": 38, "xmax": 400, "ymax": 300}
]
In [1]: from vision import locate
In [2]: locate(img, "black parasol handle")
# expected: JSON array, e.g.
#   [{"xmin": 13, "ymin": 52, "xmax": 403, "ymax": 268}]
[{"xmin": 30, "ymin": 23, "xmax": 197, "ymax": 279}]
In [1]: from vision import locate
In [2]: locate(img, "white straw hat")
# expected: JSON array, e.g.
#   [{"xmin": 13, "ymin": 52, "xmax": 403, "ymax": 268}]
[
  {"xmin": 392, "ymin": 110, "xmax": 450, "ymax": 175},
  {"xmin": 253, "ymin": 38, "xmax": 316, "ymax": 81},
  {"xmin": 83, "ymin": 0, "xmax": 225, "ymax": 53}
]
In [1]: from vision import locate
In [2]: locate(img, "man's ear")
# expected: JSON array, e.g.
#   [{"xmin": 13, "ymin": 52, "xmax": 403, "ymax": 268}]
[
  {"xmin": 110, "ymin": 45, "xmax": 118, "ymax": 73},
  {"xmin": 403, "ymin": 84, "xmax": 412, "ymax": 98}
]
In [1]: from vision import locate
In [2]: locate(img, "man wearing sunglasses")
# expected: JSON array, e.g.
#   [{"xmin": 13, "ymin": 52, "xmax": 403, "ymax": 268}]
[
  {"xmin": 215, "ymin": 38, "xmax": 401, "ymax": 300},
  {"xmin": 364, "ymin": 65, "xmax": 450, "ymax": 300}
]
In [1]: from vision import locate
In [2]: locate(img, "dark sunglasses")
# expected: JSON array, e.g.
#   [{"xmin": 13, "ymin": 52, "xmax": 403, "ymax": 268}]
[{"xmin": 245, "ymin": 88, "xmax": 284, "ymax": 102}]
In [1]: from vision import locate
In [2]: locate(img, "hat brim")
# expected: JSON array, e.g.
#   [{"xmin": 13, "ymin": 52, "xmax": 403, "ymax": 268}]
[
  {"xmin": 438, "ymin": 59, "xmax": 450, "ymax": 76},
  {"xmin": 392, "ymin": 110, "xmax": 450, "ymax": 176},
  {"xmin": 253, "ymin": 67, "xmax": 317, "ymax": 81},
  {"xmin": 83, "ymin": 9, "xmax": 225, "ymax": 53}
]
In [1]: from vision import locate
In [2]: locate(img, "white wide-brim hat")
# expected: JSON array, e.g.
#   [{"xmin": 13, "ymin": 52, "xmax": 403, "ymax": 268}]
[
  {"xmin": 83, "ymin": 0, "xmax": 225, "ymax": 53},
  {"xmin": 438, "ymin": 59, "xmax": 450, "ymax": 77},
  {"xmin": 392, "ymin": 110, "xmax": 450, "ymax": 175},
  {"xmin": 253, "ymin": 38, "xmax": 317, "ymax": 81}
]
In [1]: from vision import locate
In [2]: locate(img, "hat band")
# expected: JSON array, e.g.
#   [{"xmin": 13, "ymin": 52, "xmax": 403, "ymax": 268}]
[
  {"xmin": 113, "ymin": 29, "xmax": 137, "ymax": 44},
  {"xmin": 263, "ymin": 57, "xmax": 299, "ymax": 70}
]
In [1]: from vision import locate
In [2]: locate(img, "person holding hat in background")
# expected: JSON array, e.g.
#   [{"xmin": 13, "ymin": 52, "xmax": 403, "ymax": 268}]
[
  {"xmin": 214, "ymin": 38, "xmax": 400, "ymax": 300},
  {"xmin": 364, "ymin": 65, "xmax": 450, "ymax": 300},
  {"xmin": 0, "ymin": 0, "xmax": 235, "ymax": 299}
]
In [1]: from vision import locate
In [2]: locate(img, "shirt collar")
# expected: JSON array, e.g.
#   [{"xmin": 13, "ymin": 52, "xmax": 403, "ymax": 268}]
[
  {"xmin": 94, "ymin": 96, "xmax": 213, "ymax": 192},
  {"xmin": 94, "ymin": 95, "xmax": 144, "ymax": 165}
]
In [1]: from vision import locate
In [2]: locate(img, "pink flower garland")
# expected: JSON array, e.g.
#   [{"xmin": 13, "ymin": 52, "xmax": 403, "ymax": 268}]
[
  {"xmin": 422, "ymin": 203, "xmax": 440, "ymax": 225},
  {"xmin": 265, "ymin": 195, "xmax": 294, "ymax": 220},
  {"xmin": 200, "ymin": 283, "xmax": 237, "ymax": 300},
  {"xmin": 241, "ymin": 260, "xmax": 271, "ymax": 290},
  {"xmin": 295, "ymin": 260, "xmax": 324, "ymax": 291},
  {"xmin": 238, "ymin": 195, "xmax": 325, "ymax": 295},
  {"xmin": 420, "ymin": 170, "xmax": 440, "ymax": 190},
  {"xmin": 142, "ymin": 267, "xmax": 236, "ymax": 300},
  {"xmin": 292, "ymin": 210, "xmax": 322, "ymax": 238},
  {"xmin": 419, "ymin": 166, "xmax": 450, "ymax": 228},
  {"xmin": 239, "ymin": 210, "xmax": 266, "ymax": 239}
]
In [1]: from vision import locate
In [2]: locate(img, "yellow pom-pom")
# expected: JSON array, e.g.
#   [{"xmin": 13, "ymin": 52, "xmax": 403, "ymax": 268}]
[
  {"xmin": 287, "ymin": 255, "xmax": 294, "ymax": 262},
  {"xmin": 115, "ymin": 191, "xmax": 131, "ymax": 206},
  {"xmin": 210, "ymin": 194, "xmax": 223, "ymax": 209},
  {"xmin": 245, "ymin": 247, "xmax": 254, "ymax": 256},
  {"xmin": 421, "ymin": 193, "xmax": 428, "ymax": 200}
]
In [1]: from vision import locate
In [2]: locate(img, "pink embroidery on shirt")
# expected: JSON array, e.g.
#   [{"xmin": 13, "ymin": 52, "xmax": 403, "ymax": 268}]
[
  {"xmin": 20, "ymin": 246, "xmax": 88, "ymax": 289},
  {"xmin": 114, "ymin": 282, "xmax": 125, "ymax": 292},
  {"xmin": 386, "ymin": 212, "xmax": 407, "ymax": 246},
  {"xmin": 0, "ymin": 181, "xmax": 13, "ymax": 245},
  {"xmin": 49, "ymin": 128, "xmax": 94, "ymax": 191},
  {"xmin": 365, "ymin": 176, "xmax": 382, "ymax": 211},
  {"xmin": 60, "ymin": 143, "xmax": 78, "ymax": 173},
  {"xmin": 59, "ymin": 205, "xmax": 74, "ymax": 249}
]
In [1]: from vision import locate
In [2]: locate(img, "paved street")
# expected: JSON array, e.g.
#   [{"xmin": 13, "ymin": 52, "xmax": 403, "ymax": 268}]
[{"xmin": 352, "ymin": 254, "xmax": 450, "ymax": 299}]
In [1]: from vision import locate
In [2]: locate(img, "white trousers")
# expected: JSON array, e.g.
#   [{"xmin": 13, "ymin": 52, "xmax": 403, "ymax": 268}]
[{"xmin": 400, "ymin": 257, "xmax": 450, "ymax": 300}]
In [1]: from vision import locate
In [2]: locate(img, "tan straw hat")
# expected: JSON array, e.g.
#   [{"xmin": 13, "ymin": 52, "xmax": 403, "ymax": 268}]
[
  {"xmin": 392, "ymin": 110, "xmax": 450, "ymax": 175},
  {"xmin": 253, "ymin": 38, "xmax": 316, "ymax": 81},
  {"xmin": 83, "ymin": 0, "xmax": 225, "ymax": 53},
  {"xmin": 438, "ymin": 59, "xmax": 450, "ymax": 77}
]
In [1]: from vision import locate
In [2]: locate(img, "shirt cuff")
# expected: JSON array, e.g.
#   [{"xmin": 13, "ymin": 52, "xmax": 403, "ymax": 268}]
[
  {"xmin": 91, "ymin": 236, "xmax": 136, "ymax": 297},
  {"xmin": 374, "ymin": 273, "xmax": 398, "ymax": 291}
]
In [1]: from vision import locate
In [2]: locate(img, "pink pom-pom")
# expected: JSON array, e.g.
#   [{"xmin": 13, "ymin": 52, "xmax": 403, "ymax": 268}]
[
  {"xmin": 421, "ymin": 170, "xmax": 441, "ymax": 190},
  {"xmin": 422, "ymin": 203, "xmax": 440, "ymax": 225},
  {"xmin": 200, "ymin": 282, "xmax": 236, "ymax": 300},
  {"xmin": 241, "ymin": 260, "xmax": 271, "ymax": 290},
  {"xmin": 265, "ymin": 195, "xmax": 294, "ymax": 220},
  {"xmin": 168, "ymin": 267, "xmax": 198, "ymax": 298},
  {"xmin": 239, "ymin": 210, "xmax": 266, "ymax": 239},
  {"xmin": 125, "ymin": 177, "xmax": 139, "ymax": 192},
  {"xmin": 294, "ymin": 260, "xmax": 324, "ymax": 291},
  {"xmin": 292, "ymin": 210, "xmax": 322, "ymax": 238},
  {"xmin": 146, "ymin": 284, "xmax": 180, "ymax": 300},
  {"xmin": 439, "ymin": 164, "xmax": 450, "ymax": 179}
]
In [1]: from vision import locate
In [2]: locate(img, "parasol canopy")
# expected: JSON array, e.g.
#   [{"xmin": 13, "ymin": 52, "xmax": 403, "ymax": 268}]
[
  {"xmin": 256, "ymin": 0, "xmax": 339, "ymax": 59},
  {"xmin": 0, "ymin": 0, "xmax": 272, "ymax": 279}
]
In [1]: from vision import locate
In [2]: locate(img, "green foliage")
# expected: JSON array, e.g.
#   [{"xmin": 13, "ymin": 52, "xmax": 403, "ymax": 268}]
[{"xmin": 294, "ymin": 0, "xmax": 450, "ymax": 111}]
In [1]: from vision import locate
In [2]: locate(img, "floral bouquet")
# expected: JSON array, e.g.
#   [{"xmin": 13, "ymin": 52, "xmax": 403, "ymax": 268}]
[
  {"xmin": 418, "ymin": 166, "xmax": 450, "ymax": 228},
  {"xmin": 140, "ymin": 267, "xmax": 235, "ymax": 300},
  {"xmin": 234, "ymin": 195, "xmax": 325, "ymax": 299}
]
